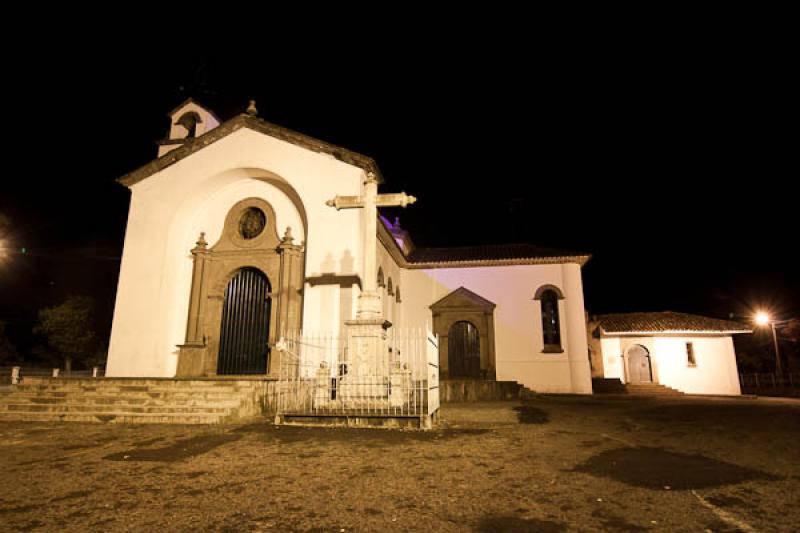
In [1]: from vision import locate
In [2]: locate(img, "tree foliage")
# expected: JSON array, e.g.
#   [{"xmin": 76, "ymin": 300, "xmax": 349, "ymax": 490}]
[
  {"xmin": 34, "ymin": 296, "xmax": 99, "ymax": 370},
  {"xmin": 0, "ymin": 322, "xmax": 19, "ymax": 365}
]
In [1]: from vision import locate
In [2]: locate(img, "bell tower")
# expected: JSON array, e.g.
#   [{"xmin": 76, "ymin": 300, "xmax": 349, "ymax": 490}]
[{"xmin": 157, "ymin": 98, "xmax": 222, "ymax": 157}]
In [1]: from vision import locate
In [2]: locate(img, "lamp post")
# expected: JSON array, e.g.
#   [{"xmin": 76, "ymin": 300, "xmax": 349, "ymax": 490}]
[{"xmin": 755, "ymin": 312, "xmax": 786, "ymax": 378}]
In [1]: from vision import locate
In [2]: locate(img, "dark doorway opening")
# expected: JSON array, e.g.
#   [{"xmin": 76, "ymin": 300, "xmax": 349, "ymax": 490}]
[
  {"xmin": 217, "ymin": 268, "xmax": 271, "ymax": 375},
  {"xmin": 448, "ymin": 321, "xmax": 481, "ymax": 378}
]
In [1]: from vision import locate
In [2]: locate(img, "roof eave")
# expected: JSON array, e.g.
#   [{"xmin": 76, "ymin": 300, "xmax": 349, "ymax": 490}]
[
  {"xmin": 118, "ymin": 114, "xmax": 384, "ymax": 188},
  {"xmin": 600, "ymin": 328, "xmax": 753, "ymax": 336},
  {"xmin": 408, "ymin": 255, "xmax": 591, "ymax": 269}
]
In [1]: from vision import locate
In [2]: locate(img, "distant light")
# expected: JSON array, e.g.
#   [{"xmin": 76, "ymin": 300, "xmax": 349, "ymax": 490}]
[{"xmin": 755, "ymin": 312, "xmax": 771, "ymax": 326}]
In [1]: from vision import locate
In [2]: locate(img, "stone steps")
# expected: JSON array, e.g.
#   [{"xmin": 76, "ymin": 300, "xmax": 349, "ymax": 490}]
[
  {"xmin": 7, "ymin": 391, "xmax": 249, "ymax": 402},
  {"xmin": 0, "ymin": 411, "xmax": 230, "ymax": 424},
  {"xmin": 441, "ymin": 380, "xmax": 522, "ymax": 402},
  {"xmin": 624, "ymin": 383, "xmax": 684, "ymax": 396},
  {"xmin": 591, "ymin": 378, "xmax": 684, "ymax": 396},
  {"xmin": 0, "ymin": 377, "xmax": 277, "ymax": 424},
  {"xmin": 592, "ymin": 378, "xmax": 627, "ymax": 394},
  {"xmin": 1, "ymin": 399, "xmax": 242, "ymax": 410},
  {"xmin": 15, "ymin": 385, "xmax": 256, "ymax": 393},
  {"xmin": 0, "ymin": 403, "xmax": 233, "ymax": 414}
]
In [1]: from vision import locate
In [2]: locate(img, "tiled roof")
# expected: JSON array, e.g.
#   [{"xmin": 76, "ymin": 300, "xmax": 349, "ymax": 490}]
[
  {"xmin": 595, "ymin": 312, "xmax": 752, "ymax": 334},
  {"xmin": 405, "ymin": 244, "xmax": 590, "ymax": 266}
]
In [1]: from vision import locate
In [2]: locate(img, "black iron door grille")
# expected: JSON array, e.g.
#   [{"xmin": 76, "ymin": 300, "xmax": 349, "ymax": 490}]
[{"xmin": 217, "ymin": 268, "xmax": 271, "ymax": 375}]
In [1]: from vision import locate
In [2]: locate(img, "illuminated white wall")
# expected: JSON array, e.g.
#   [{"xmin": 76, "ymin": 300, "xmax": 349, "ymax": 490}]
[
  {"xmin": 107, "ymin": 128, "xmax": 366, "ymax": 377},
  {"xmin": 599, "ymin": 334, "xmax": 741, "ymax": 395},
  {"xmin": 108, "ymin": 119, "xmax": 593, "ymax": 393},
  {"xmin": 398, "ymin": 263, "xmax": 591, "ymax": 394},
  {"xmin": 652, "ymin": 336, "xmax": 741, "ymax": 395}
]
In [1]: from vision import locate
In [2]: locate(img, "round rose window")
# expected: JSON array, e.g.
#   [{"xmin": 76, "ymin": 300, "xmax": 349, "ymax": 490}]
[{"xmin": 239, "ymin": 207, "xmax": 266, "ymax": 239}]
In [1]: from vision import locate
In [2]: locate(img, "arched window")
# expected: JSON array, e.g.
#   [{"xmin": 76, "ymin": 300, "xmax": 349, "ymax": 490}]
[
  {"xmin": 176, "ymin": 111, "xmax": 202, "ymax": 138},
  {"xmin": 387, "ymin": 277, "xmax": 394, "ymax": 296},
  {"xmin": 377, "ymin": 267, "xmax": 385, "ymax": 288},
  {"xmin": 395, "ymin": 286, "xmax": 401, "ymax": 303},
  {"xmin": 534, "ymin": 285, "xmax": 563, "ymax": 353}
]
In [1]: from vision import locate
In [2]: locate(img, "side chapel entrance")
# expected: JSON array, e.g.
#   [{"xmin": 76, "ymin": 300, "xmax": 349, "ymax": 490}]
[
  {"xmin": 626, "ymin": 344, "xmax": 652, "ymax": 383},
  {"xmin": 448, "ymin": 321, "xmax": 481, "ymax": 378},
  {"xmin": 430, "ymin": 287, "xmax": 497, "ymax": 380},
  {"xmin": 176, "ymin": 197, "xmax": 305, "ymax": 377}
]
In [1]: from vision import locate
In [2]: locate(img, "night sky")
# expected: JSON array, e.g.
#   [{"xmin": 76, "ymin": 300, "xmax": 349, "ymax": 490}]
[{"xmin": 1, "ymin": 39, "xmax": 796, "ymax": 351}]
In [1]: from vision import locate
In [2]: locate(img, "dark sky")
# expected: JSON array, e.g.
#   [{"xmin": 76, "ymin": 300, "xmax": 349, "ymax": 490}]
[{"xmin": 1, "ymin": 35, "xmax": 797, "ymax": 349}]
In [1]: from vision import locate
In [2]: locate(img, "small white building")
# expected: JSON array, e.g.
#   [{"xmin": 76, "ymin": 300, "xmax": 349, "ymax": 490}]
[
  {"xmin": 105, "ymin": 98, "xmax": 593, "ymax": 394},
  {"xmin": 588, "ymin": 312, "xmax": 752, "ymax": 395}
]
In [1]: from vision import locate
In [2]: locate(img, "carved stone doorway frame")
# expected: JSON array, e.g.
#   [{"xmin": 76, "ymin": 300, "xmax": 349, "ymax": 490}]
[
  {"xmin": 176, "ymin": 197, "xmax": 304, "ymax": 377},
  {"xmin": 430, "ymin": 287, "xmax": 497, "ymax": 380}
]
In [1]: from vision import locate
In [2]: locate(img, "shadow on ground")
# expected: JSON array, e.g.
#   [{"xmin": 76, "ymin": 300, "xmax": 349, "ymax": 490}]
[
  {"xmin": 104, "ymin": 434, "xmax": 242, "ymax": 462},
  {"xmin": 573, "ymin": 446, "xmax": 779, "ymax": 490},
  {"xmin": 513, "ymin": 405, "xmax": 550, "ymax": 424},
  {"xmin": 234, "ymin": 423, "xmax": 490, "ymax": 446},
  {"xmin": 475, "ymin": 515, "xmax": 566, "ymax": 533}
]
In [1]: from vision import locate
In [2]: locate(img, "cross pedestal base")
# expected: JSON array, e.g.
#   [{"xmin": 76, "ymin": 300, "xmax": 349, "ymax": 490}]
[{"xmin": 339, "ymin": 318, "xmax": 391, "ymax": 402}]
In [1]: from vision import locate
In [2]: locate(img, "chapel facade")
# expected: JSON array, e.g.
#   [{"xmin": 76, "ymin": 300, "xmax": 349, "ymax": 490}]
[{"xmin": 106, "ymin": 99, "xmax": 593, "ymax": 394}]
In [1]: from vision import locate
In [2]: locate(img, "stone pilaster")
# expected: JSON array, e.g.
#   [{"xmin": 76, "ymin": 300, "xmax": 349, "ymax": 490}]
[
  {"xmin": 177, "ymin": 233, "xmax": 210, "ymax": 376},
  {"xmin": 562, "ymin": 263, "xmax": 592, "ymax": 394}
]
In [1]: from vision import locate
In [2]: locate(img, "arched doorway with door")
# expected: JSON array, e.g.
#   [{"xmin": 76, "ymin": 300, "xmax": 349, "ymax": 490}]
[
  {"xmin": 448, "ymin": 321, "xmax": 482, "ymax": 378},
  {"xmin": 626, "ymin": 344, "xmax": 652, "ymax": 383},
  {"xmin": 217, "ymin": 267, "xmax": 272, "ymax": 375},
  {"xmin": 430, "ymin": 287, "xmax": 497, "ymax": 380}
]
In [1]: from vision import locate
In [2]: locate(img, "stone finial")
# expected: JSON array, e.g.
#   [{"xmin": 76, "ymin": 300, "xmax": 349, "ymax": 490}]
[
  {"xmin": 246, "ymin": 100, "xmax": 258, "ymax": 116},
  {"xmin": 281, "ymin": 226, "xmax": 294, "ymax": 245},
  {"xmin": 195, "ymin": 232, "xmax": 208, "ymax": 249}
]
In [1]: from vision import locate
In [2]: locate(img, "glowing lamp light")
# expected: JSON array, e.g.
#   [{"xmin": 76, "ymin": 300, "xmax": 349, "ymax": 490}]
[{"xmin": 755, "ymin": 312, "xmax": 771, "ymax": 326}]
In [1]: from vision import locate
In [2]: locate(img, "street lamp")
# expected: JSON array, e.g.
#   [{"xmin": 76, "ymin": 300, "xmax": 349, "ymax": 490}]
[{"xmin": 754, "ymin": 311, "xmax": 783, "ymax": 377}]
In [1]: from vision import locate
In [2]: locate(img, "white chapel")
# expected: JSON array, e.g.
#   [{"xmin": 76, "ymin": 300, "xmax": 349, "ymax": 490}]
[{"xmin": 106, "ymin": 98, "xmax": 593, "ymax": 395}]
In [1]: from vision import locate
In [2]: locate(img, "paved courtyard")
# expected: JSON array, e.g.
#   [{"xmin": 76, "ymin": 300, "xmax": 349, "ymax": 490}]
[{"xmin": 0, "ymin": 395, "xmax": 798, "ymax": 532}]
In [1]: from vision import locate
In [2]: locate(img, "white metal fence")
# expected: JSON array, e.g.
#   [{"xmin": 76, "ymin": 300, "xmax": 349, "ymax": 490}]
[{"xmin": 275, "ymin": 328, "xmax": 439, "ymax": 419}]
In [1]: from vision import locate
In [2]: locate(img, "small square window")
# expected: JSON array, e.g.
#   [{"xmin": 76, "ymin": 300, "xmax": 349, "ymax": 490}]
[{"xmin": 686, "ymin": 342, "xmax": 696, "ymax": 367}]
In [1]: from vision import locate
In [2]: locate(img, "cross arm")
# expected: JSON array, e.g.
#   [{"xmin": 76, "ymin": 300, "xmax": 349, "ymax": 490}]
[
  {"xmin": 325, "ymin": 195, "xmax": 364, "ymax": 210},
  {"xmin": 376, "ymin": 193, "xmax": 417, "ymax": 208}
]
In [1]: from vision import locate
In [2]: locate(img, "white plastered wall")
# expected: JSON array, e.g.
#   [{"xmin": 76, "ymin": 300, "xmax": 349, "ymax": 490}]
[
  {"xmin": 107, "ymin": 128, "xmax": 366, "ymax": 377},
  {"xmin": 600, "ymin": 334, "xmax": 741, "ymax": 395},
  {"xmin": 400, "ymin": 263, "xmax": 591, "ymax": 393},
  {"xmin": 652, "ymin": 336, "xmax": 741, "ymax": 395}
]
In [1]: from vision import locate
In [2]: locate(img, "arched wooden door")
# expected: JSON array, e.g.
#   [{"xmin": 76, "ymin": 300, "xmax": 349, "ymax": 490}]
[
  {"xmin": 626, "ymin": 344, "xmax": 652, "ymax": 383},
  {"xmin": 217, "ymin": 268, "xmax": 271, "ymax": 375},
  {"xmin": 448, "ymin": 321, "xmax": 481, "ymax": 378}
]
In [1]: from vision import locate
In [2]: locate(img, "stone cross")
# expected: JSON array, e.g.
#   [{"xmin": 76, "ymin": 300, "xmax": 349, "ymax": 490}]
[{"xmin": 326, "ymin": 172, "xmax": 416, "ymax": 320}]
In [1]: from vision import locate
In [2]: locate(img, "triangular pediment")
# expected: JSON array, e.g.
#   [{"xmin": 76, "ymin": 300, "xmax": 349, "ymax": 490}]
[
  {"xmin": 430, "ymin": 287, "xmax": 496, "ymax": 312},
  {"xmin": 119, "ymin": 113, "xmax": 382, "ymax": 187}
]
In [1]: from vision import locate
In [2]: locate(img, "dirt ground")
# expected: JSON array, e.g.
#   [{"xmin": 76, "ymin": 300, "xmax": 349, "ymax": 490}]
[{"xmin": 0, "ymin": 396, "xmax": 798, "ymax": 532}]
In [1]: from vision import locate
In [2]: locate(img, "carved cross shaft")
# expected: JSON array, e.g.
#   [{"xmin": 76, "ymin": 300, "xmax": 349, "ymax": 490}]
[{"xmin": 326, "ymin": 172, "xmax": 416, "ymax": 319}]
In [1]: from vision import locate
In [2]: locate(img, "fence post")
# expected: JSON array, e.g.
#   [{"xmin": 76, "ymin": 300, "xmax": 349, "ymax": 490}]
[
  {"xmin": 770, "ymin": 373, "xmax": 776, "ymax": 388},
  {"xmin": 11, "ymin": 366, "xmax": 20, "ymax": 385},
  {"xmin": 52, "ymin": 368, "xmax": 60, "ymax": 378},
  {"xmin": 92, "ymin": 367, "xmax": 99, "ymax": 378}
]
